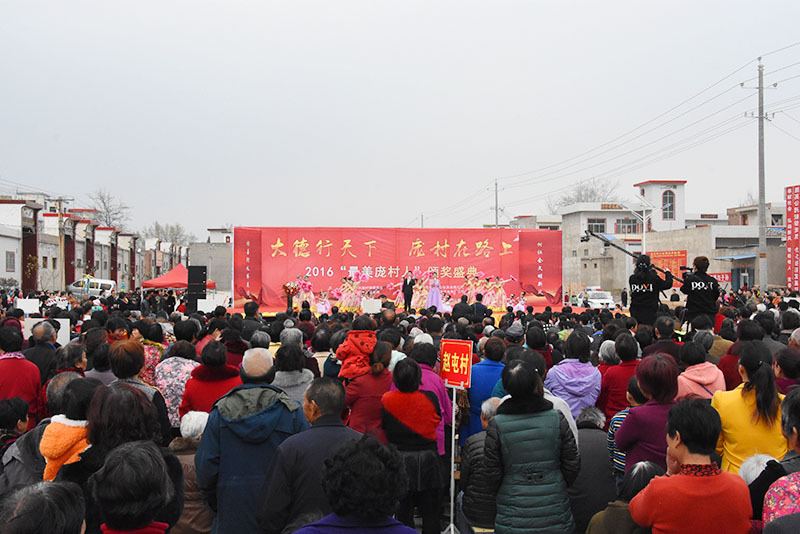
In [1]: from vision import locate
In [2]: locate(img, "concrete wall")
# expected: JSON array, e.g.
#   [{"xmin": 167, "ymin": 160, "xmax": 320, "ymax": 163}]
[{"xmin": 188, "ymin": 242, "xmax": 232, "ymax": 293}]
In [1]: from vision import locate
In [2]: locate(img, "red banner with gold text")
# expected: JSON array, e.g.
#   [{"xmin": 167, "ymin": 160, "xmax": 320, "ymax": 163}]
[{"xmin": 233, "ymin": 227, "xmax": 562, "ymax": 312}]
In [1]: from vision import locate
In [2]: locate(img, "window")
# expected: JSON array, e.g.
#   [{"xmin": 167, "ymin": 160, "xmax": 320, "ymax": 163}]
[
  {"xmin": 594, "ymin": 263, "xmax": 598, "ymax": 269},
  {"xmin": 42, "ymin": 256, "xmax": 48, "ymax": 268},
  {"xmin": 772, "ymin": 214, "xmax": 784, "ymax": 225},
  {"xmin": 52, "ymin": 257, "xmax": 57, "ymax": 270},
  {"xmin": 76, "ymin": 258, "xmax": 82, "ymax": 268},
  {"xmin": 583, "ymin": 249, "xmax": 589, "ymax": 256},
  {"xmin": 662, "ymin": 190, "xmax": 675, "ymax": 220},
  {"xmin": 572, "ymin": 250, "xmax": 577, "ymax": 257},
  {"xmin": 615, "ymin": 218, "xmax": 642, "ymax": 234},
  {"xmin": 5, "ymin": 252, "xmax": 14, "ymax": 272},
  {"xmin": 587, "ymin": 218, "xmax": 606, "ymax": 233},
  {"xmin": 103, "ymin": 261, "xmax": 108, "ymax": 270}
]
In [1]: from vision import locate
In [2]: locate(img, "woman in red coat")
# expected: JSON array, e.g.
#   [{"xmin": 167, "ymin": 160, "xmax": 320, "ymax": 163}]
[
  {"xmin": 346, "ymin": 341, "xmax": 393, "ymax": 442},
  {"xmin": 179, "ymin": 341, "xmax": 242, "ymax": 417}
]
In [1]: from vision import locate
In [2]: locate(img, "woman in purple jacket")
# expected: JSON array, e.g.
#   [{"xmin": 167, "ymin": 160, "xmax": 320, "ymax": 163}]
[{"xmin": 615, "ymin": 353, "xmax": 679, "ymax": 472}]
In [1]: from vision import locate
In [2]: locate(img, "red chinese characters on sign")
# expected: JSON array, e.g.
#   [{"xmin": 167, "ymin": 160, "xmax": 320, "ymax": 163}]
[
  {"xmin": 440, "ymin": 339, "xmax": 473, "ymax": 389},
  {"xmin": 786, "ymin": 186, "xmax": 800, "ymax": 291},
  {"xmin": 708, "ymin": 273, "xmax": 731, "ymax": 284}
]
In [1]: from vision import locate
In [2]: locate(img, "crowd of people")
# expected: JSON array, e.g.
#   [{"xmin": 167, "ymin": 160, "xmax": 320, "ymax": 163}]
[{"xmin": 1, "ymin": 257, "xmax": 800, "ymax": 533}]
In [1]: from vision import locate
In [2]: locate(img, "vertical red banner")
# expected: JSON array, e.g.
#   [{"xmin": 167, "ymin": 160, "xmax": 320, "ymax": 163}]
[{"xmin": 787, "ymin": 186, "xmax": 800, "ymax": 291}]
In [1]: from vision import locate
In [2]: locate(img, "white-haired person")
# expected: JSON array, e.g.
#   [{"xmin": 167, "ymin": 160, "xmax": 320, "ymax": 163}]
[{"xmin": 169, "ymin": 411, "xmax": 212, "ymax": 534}]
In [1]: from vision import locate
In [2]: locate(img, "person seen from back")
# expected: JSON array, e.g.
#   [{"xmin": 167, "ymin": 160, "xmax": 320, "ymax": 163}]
[
  {"xmin": 616, "ymin": 353, "xmax": 679, "ymax": 472},
  {"xmin": 544, "ymin": 329, "xmax": 601, "ymax": 419},
  {"xmin": 629, "ymin": 399, "xmax": 752, "ymax": 533},
  {"xmin": 712, "ymin": 340, "xmax": 787, "ymax": 473}
]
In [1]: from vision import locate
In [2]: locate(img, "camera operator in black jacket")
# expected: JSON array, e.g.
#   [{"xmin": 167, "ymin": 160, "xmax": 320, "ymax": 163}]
[
  {"xmin": 628, "ymin": 254, "xmax": 673, "ymax": 326},
  {"xmin": 680, "ymin": 256, "xmax": 720, "ymax": 325}
]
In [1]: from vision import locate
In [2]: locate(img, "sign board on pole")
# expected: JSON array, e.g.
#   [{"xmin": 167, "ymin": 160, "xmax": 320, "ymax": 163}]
[
  {"xmin": 15, "ymin": 298, "xmax": 40, "ymax": 316},
  {"xmin": 440, "ymin": 339, "xmax": 473, "ymax": 389}
]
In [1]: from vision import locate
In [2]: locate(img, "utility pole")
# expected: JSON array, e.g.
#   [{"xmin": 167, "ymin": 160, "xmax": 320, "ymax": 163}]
[
  {"xmin": 494, "ymin": 179, "xmax": 499, "ymax": 228},
  {"xmin": 757, "ymin": 59, "xmax": 769, "ymax": 291}
]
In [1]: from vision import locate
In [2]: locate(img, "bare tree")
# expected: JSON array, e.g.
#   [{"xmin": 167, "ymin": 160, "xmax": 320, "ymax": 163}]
[
  {"xmin": 142, "ymin": 222, "xmax": 197, "ymax": 247},
  {"xmin": 546, "ymin": 178, "xmax": 620, "ymax": 214},
  {"xmin": 89, "ymin": 189, "xmax": 131, "ymax": 230},
  {"xmin": 739, "ymin": 191, "xmax": 758, "ymax": 207}
]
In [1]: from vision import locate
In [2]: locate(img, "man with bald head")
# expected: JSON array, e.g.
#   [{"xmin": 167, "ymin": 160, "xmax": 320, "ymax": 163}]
[{"xmin": 196, "ymin": 345, "xmax": 309, "ymax": 533}]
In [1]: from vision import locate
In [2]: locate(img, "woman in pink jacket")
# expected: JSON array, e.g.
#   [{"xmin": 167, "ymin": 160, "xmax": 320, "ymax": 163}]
[{"xmin": 676, "ymin": 338, "xmax": 725, "ymax": 400}]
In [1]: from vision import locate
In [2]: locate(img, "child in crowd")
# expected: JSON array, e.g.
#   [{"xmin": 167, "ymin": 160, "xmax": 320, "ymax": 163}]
[{"xmin": 607, "ymin": 376, "xmax": 647, "ymax": 490}]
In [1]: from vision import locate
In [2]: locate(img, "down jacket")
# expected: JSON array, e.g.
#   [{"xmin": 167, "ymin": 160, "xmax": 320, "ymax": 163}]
[
  {"xmin": 459, "ymin": 430, "xmax": 496, "ymax": 529},
  {"xmin": 484, "ymin": 395, "xmax": 580, "ymax": 534}
]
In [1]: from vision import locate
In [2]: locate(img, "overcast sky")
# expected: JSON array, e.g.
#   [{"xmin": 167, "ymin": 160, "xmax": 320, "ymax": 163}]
[{"xmin": 1, "ymin": 1, "xmax": 799, "ymax": 239}]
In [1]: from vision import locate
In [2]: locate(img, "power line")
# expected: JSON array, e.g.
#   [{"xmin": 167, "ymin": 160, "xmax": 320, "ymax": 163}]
[
  {"xmin": 503, "ymin": 119, "xmax": 750, "ymax": 209},
  {"xmin": 770, "ymin": 121, "xmax": 800, "ymax": 143},
  {"xmin": 762, "ymin": 40, "xmax": 800, "ymax": 57},
  {"xmin": 502, "ymin": 93, "xmax": 753, "ymax": 192},
  {"xmin": 493, "ymin": 58, "xmax": 758, "ymax": 186}
]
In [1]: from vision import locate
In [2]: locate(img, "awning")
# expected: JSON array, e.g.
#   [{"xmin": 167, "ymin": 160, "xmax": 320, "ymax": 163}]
[
  {"xmin": 142, "ymin": 264, "xmax": 217, "ymax": 290},
  {"xmin": 715, "ymin": 254, "xmax": 757, "ymax": 260}
]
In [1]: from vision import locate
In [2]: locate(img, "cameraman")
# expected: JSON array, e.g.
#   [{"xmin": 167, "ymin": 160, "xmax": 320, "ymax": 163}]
[
  {"xmin": 680, "ymin": 256, "xmax": 719, "ymax": 325},
  {"xmin": 628, "ymin": 254, "xmax": 673, "ymax": 326}
]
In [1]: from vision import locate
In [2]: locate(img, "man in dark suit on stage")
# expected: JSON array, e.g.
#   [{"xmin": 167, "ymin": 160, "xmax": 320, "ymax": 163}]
[{"xmin": 402, "ymin": 271, "xmax": 415, "ymax": 312}]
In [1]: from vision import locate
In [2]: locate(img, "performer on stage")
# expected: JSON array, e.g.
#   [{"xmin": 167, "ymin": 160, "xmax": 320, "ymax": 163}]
[
  {"xmin": 402, "ymin": 271, "xmax": 415, "ymax": 311},
  {"xmin": 412, "ymin": 277, "xmax": 428, "ymax": 311},
  {"xmin": 296, "ymin": 275, "xmax": 316, "ymax": 310},
  {"xmin": 425, "ymin": 272, "xmax": 443, "ymax": 312},
  {"xmin": 316, "ymin": 290, "xmax": 331, "ymax": 315},
  {"xmin": 492, "ymin": 276, "xmax": 513, "ymax": 312}
]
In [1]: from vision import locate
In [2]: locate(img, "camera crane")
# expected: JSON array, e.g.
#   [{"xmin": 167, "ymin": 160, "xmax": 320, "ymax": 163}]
[{"xmin": 581, "ymin": 230, "xmax": 685, "ymax": 284}]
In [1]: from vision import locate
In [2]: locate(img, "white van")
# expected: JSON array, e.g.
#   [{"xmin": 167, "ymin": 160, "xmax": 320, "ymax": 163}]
[{"xmin": 67, "ymin": 278, "xmax": 117, "ymax": 299}]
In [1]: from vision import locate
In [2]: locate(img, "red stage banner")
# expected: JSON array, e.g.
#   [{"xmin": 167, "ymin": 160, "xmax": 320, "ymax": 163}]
[
  {"xmin": 787, "ymin": 186, "xmax": 800, "ymax": 291},
  {"xmin": 649, "ymin": 250, "xmax": 687, "ymax": 287},
  {"xmin": 440, "ymin": 339, "xmax": 474, "ymax": 389},
  {"xmin": 233, "ymin": 227, "xmax": 562, "ymax": 312}
]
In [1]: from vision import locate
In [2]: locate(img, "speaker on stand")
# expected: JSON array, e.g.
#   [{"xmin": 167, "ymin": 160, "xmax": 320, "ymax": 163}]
[{"xmin": 186, "ymin": 266, "xmax": 207, "ymax": 315}]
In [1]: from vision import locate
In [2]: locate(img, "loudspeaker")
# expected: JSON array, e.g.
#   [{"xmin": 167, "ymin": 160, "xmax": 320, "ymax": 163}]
[{"xmin": 187, "ymin": 266, "xmax": 207, "ymax": 298}]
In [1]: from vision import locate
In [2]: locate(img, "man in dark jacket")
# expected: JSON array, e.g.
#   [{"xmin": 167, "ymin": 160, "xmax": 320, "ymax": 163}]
[
  {"xmin": 23, "ymin": 320, "xmax": 58, "ymax": 384},
  {"xmin": 680, "ymin": 256, "xmax": 720, "ymax": 324},
  {"xmin": 457, "ymin": 397, "xmax": 501, "ymax": 534},
  {"xmin": 258, "ymin": 377, "xmax": 360, "ymax": 533},
  {"xmin": 241, "ymin": 301, "xmax": 264, "ymax": 342},
  {"xmin": 471, "ymin": 294, "xmax": 488, "ymax": 320},
  {"xmin": 641, "ymin": 316, "xmax": 682, "ymax": 360},
  {"xmin": 452, "ymin": 295, "xmax": 471, "ymax": 321},
  {"xmin": 196, "ymin": 348, "xmax": 309, "ymax": 534},
  {"xmin": 628, "ymin": 255, "xmax": 673, "ymax": 326},
  {"xmin": 567, "ymin": 407, "xmax": 617, "ymax": 534}
]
